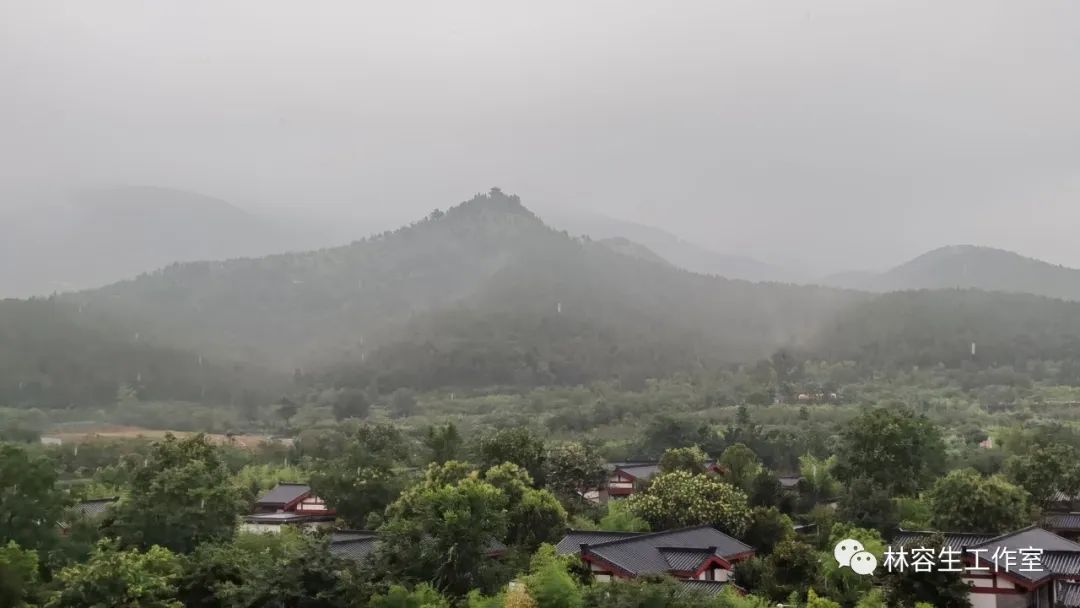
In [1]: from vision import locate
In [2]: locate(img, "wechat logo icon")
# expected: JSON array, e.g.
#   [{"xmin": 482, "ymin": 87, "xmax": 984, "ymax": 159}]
[{"xmin": 834, "ymin": 539, "xmax": 877, "ymax": 576}]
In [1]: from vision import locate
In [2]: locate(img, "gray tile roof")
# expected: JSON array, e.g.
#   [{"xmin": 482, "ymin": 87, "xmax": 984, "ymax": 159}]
[
  {"xmin": 613, "ymin": 463, "xmax": 661, "ymax": 481},
  {"xmin": 680, "ymin": 580, "xmax": 733, "ymax": 597},
  {"xmin": 555, "ymin": 530, "xmax": 644, "ymax": 554},
  {"xmin": 72, "ymin": 497, "xmax": 118, "ymax": 519},
  {"xmin": 1045, "ymin": 513, "xmax": 1080, "ymax": 530},
  {"xmin": 892, "ymin": 531, "xmax": 1000, "ymax": 550},
  {"xmin": 1057, "ymin": 581, "xmax": 1080, "ymax": 607},
  {"xmin": 243, "ymin": 512, "xmax": 334, "ymax": 524},
  {"xmin": 328, "ymin": 531, "xmax": 507, "ymax": 561},
  {"xmin": 894, "ymin": 527, "xmax": 1080, "ymax": 586},
  {"xmin": 566, "ymin": 525, "xmax": 753, "ymax": 577},
  {"xmin": 255, "ymin": 483, "xmax": 311, "ymax": 507},
  {"xmin": 778, "ymin": 476, "xmax": 803, "ymax": 489},
  {"xmin": 329, "ymin": 531, "xmax": 379, "ymax": 561}
]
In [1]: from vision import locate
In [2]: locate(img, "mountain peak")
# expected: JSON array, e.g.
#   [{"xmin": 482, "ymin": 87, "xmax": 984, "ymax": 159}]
[{"xmin": 444, "ymin": 187, "xmax": 539, "ymax": 221}]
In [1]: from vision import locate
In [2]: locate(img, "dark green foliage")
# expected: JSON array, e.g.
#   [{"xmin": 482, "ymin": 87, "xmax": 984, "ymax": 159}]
[
  {"xmin": 658, "ymin": 446, "xmax": 709, "ymax": 475},
  {"xmin": 927, "ymin": 469, "xmax": 1030, "ymax": 533},
  {"xmin": 0, "ymin": 541, "xmax": 41, "ymax": 608},
  {"xmin": 837, "ymin": 478, "xmax": 900, "ymax": 535},
  {"xmin": 0, "ymin": 444, "xmax": 67, "ymax": 551},
  {"xmin": 741, "ymin": 507, "xmax": 794, "ymax": 554},
  {"xmin": 0, "ymin": 298, "xmax": 281, "ymax": 409},
  {"xmin": 376, "ymin": 467, "xmax": 511, "ymax": 598},
  {"xmin": 389, "ymin": 389, "xmax": 418, "ymax": 419},
  {"xmin": 543, "ymin": 442, "xmax": 607, "ymax": 510},
  {"xmin": 477, "ymin": 428, "xmax": 546, "ymax": 486},
  {"xmin": 309, "ymin": 424, "xmax": 410, "ymax": 527},
  {"xmin": 426, "ymin": 423, "xmax": 463, "ymax": 465},
  {"xmin": 106, "ymin": 434, "xmax": 244, "ymax": 554},
  {"xmin": 1005, "ymin": 443, "xmax": 1080, "ymax": 509},
  {"xmin": 881, "ymin": 535, "xmax": 973, "ymax": 608},
  {"xmin": 332, "ymin": 388, "xmax": 370, "ymax": 421},
  {"xmin": 48, "ymin": 540, "xmax": 183, "ymax": 608},
  {"xmin": 833, "ymin": 407, "xmax": 945, "ymax": 495}
]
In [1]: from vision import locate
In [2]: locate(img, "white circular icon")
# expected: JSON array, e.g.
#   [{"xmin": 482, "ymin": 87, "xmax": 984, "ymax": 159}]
[
  {"xmin": 849, "ymin": 550, "xmax": 878, "ymax": 575},
  {"xmin": 833, "ymin": 539, "xmax": 865, "ymax": 567}
]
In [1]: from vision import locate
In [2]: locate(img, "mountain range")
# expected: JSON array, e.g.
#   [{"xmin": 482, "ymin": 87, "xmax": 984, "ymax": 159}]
[
  {"xmin": 8, "ymin": 188, "xmax": 1080, "ymax": 407},
  {"xmin": 821, "ymin": 245, "xmax": 1080, "ymax": 301}
]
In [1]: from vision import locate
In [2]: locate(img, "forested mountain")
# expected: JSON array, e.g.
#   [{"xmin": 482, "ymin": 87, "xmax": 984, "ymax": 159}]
[
  {"xmin": 12, "ymin": 190, "xmax": 1080, "ymax": 404},
  {"xmin": 65, "ymin": 189, "xmax": 861, "ymax": 379},
  {"xmin": 0, "ymin": 298, "xmax": 282, "ymax": 408},
  {"xmin": 812, "ymin": 289, "xmax": 1080, "ymax": 369},
  {"xmin": 823, "ymin": 245, "xmax": 1080, "ymax": 301},
  {"xmin": 544, "ymin": 210, "xmax": 798, "ymax": 282},
  {"xmin": 0, "ymin": 186, "xmax": 340, "ymax": 297},
  {"xmin": 597, "ymin": 237, "xmax": 673, "ymax": 266}
]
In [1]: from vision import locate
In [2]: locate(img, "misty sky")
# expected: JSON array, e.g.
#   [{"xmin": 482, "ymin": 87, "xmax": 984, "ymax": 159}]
[{"xmin": 2, "ymin": 0, "xmax": 1079, "ymax": 273}]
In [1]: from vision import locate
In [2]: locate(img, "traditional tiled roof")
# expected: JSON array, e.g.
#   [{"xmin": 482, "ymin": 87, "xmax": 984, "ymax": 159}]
[
  {"xmin": 1057, "ymin": 581, "xmax": 1080, "ymax": 607},
  {"xmin": 555, "ymin": 530, "xmax": 644, "ymax": 554},
  {"xmin": 1045, "ymin": 513, "xmax": 1080, "ymax": 530},
  {"xmin": 893, "ymin": 527, "xmax": 1080, "ymax": 586},
  {"xmin": 255, "ymin": 483, "xmax": 311, "ymax": 507},
  {"xmin": 680, "ymin": 580, "xmax": 733, "ymax": 597},
  {"xmin": 72, "ymin": 497, "xmax": 118, "ymax": 519},
  {"xmin": 612, "ymin": 463, "xmax": 661, "ymax": 481},
  {"xmin": 329, "ymin": 531, "xmax": 379, "ymax": 561},
  {"xmin": 562, "ymin": 525, "xmax": 753, "ymax": 577},
  {"xmin": 778, "ymin": 476, "xmax": 803, "ymax": 489},
  {"xmin": 328, "ymin": 531, "xmax": 507, "ymax": 561},
  {"xmin": 892, "ymin": 530, "xmax": 999, "ymax": 550},
  {"xmin": 243, "ymin": 512, "xmax": 334, "ymax": 524}
]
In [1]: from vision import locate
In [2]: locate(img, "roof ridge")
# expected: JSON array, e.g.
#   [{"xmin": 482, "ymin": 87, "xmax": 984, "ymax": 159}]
[
  {"xmin": 583, "ymin": 525, "xmax": 743, "ymax": 551},
  {"xmin": 968, "ymin": 525, "xmax": 1044, "ymax": 549}
]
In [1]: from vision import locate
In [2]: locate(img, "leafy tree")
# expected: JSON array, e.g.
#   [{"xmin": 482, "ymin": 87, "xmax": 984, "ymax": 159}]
[
  {"xmin": 0, "ymin": 444, "xmax": 67, "ymax": 551},
  {"xmin": 798, "ymin": 454, "xmax": 840, "ymax": 506},
  {"xmin": 47, "ymin": 540, "xmax": 182, "ymax": 608},
  {"xmin": 377, "ymin": 473, "xmax": 510, "ymax": 597},
  {"xmin": 333, "ymin": 388, "xmax": 371, "ymax": 421},
  {"xmin": 525, "ymin": 546, "xmax": 583, "ymax": 608},
  {"xmin": 107, "ymin": 434, "xmax": 243, "ymax": 553},
  {"xmin": 881, "ymin": 535, "xmax": 972, "ymax": 608},
  {"xmin": 659, "ymin": 446, "xmax": 709, "ymax": 475},
  {"xmin": 837, "ymin": 478, "xmax": 899, "ymax": 535},
  {"xmin": 1004, "ymin": 443, "xmax": 1080, "ymax": 509},
  {"xmin": 485, "ymin": 464, "xmax": 567, "ymax": 551},
  {"xmin": 833, "ymin": 408, "xmax": 945, "ymax": 496},
  {"xmin": 0, "ymin": 542, "xmax": 40, "ymax": 608},
  {"xmin": 597, "ymin": 501, "xmax": 650, "ymax": 532},
  {"xmin": 748, "ymin": 470, "xmax": 783, "ymax": 508},
  {"xmin": 628, "ymin": 470, "xmax": 751, "ymax": 536},
  {"xmin": 310, "ymin": 424, "xmax": 410, "ymax": 527},
  {"xmin": 477, "ymin": 428, "xmax": 546, "ymax": 486},
  {"xmin": 369, "ymin": 584, "xmax": 450, "ymax": 608},
  {"xmin": 761, "ymin": 540, "xmax": 824, "ymax": 602},
  {"xmin": 426, "ymin": 423, "xmax": 463, "ymax": 464},
  {"xmin": 718, "ymin": 444, "xmax": 762, "ymax": 490},
  {"xmin": 742, "ymin": 507, "xmax": 794, "ymax": 554},
  {"xmin": 927, "ymin": 469, "xmax": 1030, "ymax": 533},
  {"xmin": 820, "ymin": 524, "xmax": 885, "ymax": 606},
  {"xmin": 544, "ymin": 442, "xmax": 606, "ymax": 508},
  {"xmin": 805, "ymin": 589, "xmax": 841, "ymax": 608}
]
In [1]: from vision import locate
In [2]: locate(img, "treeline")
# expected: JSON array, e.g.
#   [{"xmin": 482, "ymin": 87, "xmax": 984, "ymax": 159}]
[{"xmin": 0, "ymin": 298, "xmax": 282, "ymax": 408}]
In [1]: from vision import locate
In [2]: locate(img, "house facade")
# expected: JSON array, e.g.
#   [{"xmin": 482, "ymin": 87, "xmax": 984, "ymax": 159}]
[
  {"xmin": 241, "ymin": 483, "xmax": 336, "ymax": 533},
  {"xmin": 894, "ymin": 527, "xmax": 1080, "ymax": 608}
]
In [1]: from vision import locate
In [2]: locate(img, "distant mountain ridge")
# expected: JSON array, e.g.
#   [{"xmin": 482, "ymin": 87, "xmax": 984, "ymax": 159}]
[
  {"xmin": 823, "ymin": 245, "xmax": 1080, "ymax": 301},
  {"xmin": 0, "ymin": 186, "xmax": 350, "ymax": 298},
  {"xmin": 543, "ymin": 210, "xmax": 799, "ymax": 283}
]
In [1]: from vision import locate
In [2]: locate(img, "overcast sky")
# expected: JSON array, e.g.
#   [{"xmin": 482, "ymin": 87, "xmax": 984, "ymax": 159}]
[{"xmin": 2, "ymin": 0, "xmax": 1079, "ymax": 273}]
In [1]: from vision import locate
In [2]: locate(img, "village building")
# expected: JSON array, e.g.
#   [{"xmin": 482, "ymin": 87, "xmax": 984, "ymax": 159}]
[
  {"xmin": 240, "ymin": 483, "xmax": 336, "ymax": 533},
  {"xmin": 328, "ymin": 530, "xmax": 507, "ymax": 561},
  {"xmin": 585, "ymin": 461, "xmax": 725, "ymax": 503},
  {"xmin": 894, "ymin": 526, "xmax": 1080, "ymax": 608},
  {"xmin": 555, "ymin": 525, "xmax": 754, "ymax": 593}
]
